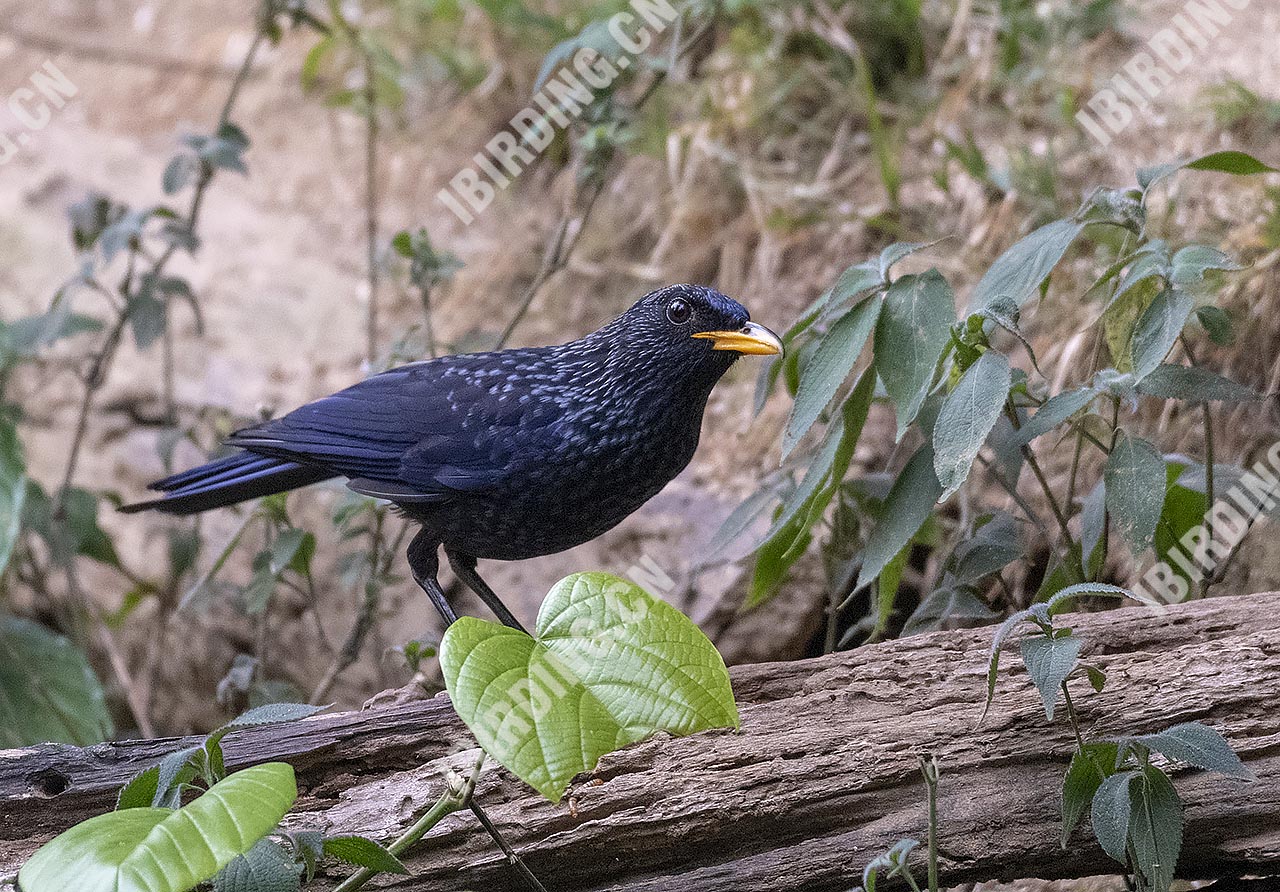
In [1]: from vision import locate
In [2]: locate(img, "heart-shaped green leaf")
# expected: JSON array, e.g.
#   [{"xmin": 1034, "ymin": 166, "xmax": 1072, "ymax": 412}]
[
  {"xmin": 20, "ymin": 762, "xmax": 297, "ymax": 892},
  {"xmin": 440, "ymin": 572, "xmax": 739, "ymax": 801}
]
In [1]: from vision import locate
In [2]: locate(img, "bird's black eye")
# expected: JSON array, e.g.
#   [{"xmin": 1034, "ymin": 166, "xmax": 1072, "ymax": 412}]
[{"xmin": 666, "ymin": 297, "xmax": 693, "ymax": 325}]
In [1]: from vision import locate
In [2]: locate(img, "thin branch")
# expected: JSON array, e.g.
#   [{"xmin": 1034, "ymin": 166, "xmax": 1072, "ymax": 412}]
[{"xmin": 332, "ymin": 751, "xmax": 486, "ymax": 892}]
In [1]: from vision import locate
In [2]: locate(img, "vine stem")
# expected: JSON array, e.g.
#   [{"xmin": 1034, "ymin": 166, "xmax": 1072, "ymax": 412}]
[
  {"xmin": 919, "ymin": 754, "xmax": 940, "ymax": 892},
  {"xmin": 331, "ymin": 750, "xmax": 485, "ymax": 892},
  {"xmin": 1180, "ymin": 335, "xmax": 1215, "ymax": 598},
  {"xmin": 468, "ymin": 800, "xmax": 551, "ymax": 892}
]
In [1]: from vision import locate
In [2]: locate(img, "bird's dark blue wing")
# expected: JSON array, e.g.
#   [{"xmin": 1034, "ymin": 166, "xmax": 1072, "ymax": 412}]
[{"xmin": 227, "ymin": 353, "xmax": 566, "ymax": 499}]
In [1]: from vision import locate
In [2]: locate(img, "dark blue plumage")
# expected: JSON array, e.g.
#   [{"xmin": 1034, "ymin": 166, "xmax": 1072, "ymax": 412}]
[{"xmin": 123, "ymin": 285, "xmax": 781, "ymax": 629}]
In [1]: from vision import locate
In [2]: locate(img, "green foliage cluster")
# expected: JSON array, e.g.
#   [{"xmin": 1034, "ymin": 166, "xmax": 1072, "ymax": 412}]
[
  {"xmin": 20, "ymin": 575, "xmax": 739, "ymax": 891},
  {"xmin": 19, "ymin": 703, "xmax": 418, "ymax": 892},
  {"xmin": 725, "ymin": 150, "xmax": 1274, "ymax": 634}
]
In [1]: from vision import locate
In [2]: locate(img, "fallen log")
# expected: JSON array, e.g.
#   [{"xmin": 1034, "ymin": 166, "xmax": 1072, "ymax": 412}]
[{"xmin": 2, "ymin": 592, "xmax": 1278, "ymax": 890}]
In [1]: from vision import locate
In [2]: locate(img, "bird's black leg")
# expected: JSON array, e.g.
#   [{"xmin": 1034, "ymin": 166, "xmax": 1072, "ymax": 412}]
[
  {"xmin": 445, "ymin": 548, "xmax": 527, "ymax": 633},
  {"xmin": 407, "ymin": 530, "xmax": 459, "ymax": 627}
]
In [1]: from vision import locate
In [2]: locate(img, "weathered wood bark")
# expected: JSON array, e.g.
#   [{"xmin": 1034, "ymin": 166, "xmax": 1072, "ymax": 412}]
[{"xmin": 2, "ymin": 592, "xmax": 1278, "ymax": 890}]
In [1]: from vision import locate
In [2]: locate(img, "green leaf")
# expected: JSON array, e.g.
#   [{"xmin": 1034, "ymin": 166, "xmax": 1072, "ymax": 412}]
[
  {"xmin": 874, "ymin": 270, "xmax": 955, "ymax": 437},
  {"xmin": 1139, "ymin": 151, "xmax": 1278, "ymax": 192},
  {"xmin": 1103, "ymin": 275, "xmax": 1162, "ymax": 373},
  {"xmin": 224, "ymin": 701, "xmax": 327, "ymax": 729},
  {"xmin": 1016, "ymin": 386, "xmax": 1097, "ymax": 445},
  {"xmin": 1136, "ymin": 364, "xmax": 1259, "ymax": 402},
  {"xmin": 968, "ymin": 218, "xmax": 1085, "ymax": 312},
  {"xmin": 1131, "ymin": 288, "xmax": 1195, "ymax": 381},
  {"xmin": 855, "ymin": 444, "xmax": 943, "ymax": 592},
  {"xmin": 1019, "ymin": 633, "xmax": 1082, "ymax": 720},
  {"xmin": 750, "ymin": 368, "xmax": 877, "ymax": 607},
  {"xmin": 161, "ymin": 154, "xmax": 196, "ymax": 195},
  {"xmin": 1133, "ymin": 722, "xmax": 1252, "ymax": 779},
  {"xmin": 1169, "ymin": 245, "xmax": 1242, "ymax": 294},
  {"xmin": 127, "ymin": 290, "xmax": 168, "ymax": 350},
  {"xmin": 117, "ymin": 766, "xmax": 161, "ymax": 811},
  {"xmin": 1105, "ymin": 434, "xmax": 1167, "ymax": 556},
  {"xmin": 1045, "ymin": 582, "xmax": 1133, "ymax": 616},
  {"xmin": 933, "ymin": 350, "xmax": 1012, "ymax": 500},
  {"xmin": 1129, "ymin": 765, "xmax": 1183, "ymax": 892},
  {"xmin": 1062, "ymin": 742, "xmax": 1118, "ymax": 847},
  {"xmin": 0, "ymin": 418, "xmax": 25, "ymax": 578},
  {"xmin": 269, "ymin": 528, "xmax": 309, "ymax": 575},
  {"xmin": 859, "ymin": 838, "xmax": 920, "ymax": 892},
  {"xmin": 213, "ymin": 838, "xmax": 301, "ymax": 892},
  {"xmin": 783, "ymin": 294, "xmax": 881, "ymax": 456},
  {"xmin": 322, "ymin": 835, "xmax": 409, "ymax": 874},
  {"xmin": 20, "ymin": 763, "xmax": 297, "ymax": 892},
  {"xmin": 1194, "ymin": 306, "xmax": 1234, "ymax": 346},
  {"xmin": 707, "ymin": 484, "xmax": 782, "ymax": 556},
  {"xmin": 1185, "ymin": 150, "xmax": 1278, "ymax": 176},
  {"xmin": 878, "ymin": 239, "xmax": 945, "ymax": 278},
  {"xmin": 951, "ymin": 512, "xmax": 1021, "ymax": 583},
  {"xmin": 901, "ymin": 586, "xmax": 996, "ymax": 636},
  {"xmin": 440, "ymin": 573, "xmax": 738, "ymax": 801},
  {"xmin": 1091, "ymin": 769, "xmax": 1138, "ymax": 864},
  {"xmin": 0, "ymin": 615, "xmax": 113, "ymax": 747}
]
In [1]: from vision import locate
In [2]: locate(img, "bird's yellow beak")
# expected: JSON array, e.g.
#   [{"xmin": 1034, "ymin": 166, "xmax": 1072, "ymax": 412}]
[{"xmin": 691, "ymin": 322, "xmax": 784, "ymax": 356}]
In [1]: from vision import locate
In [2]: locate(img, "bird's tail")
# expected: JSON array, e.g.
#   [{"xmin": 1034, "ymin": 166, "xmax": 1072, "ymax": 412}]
[{"xmin": 119, "ymin": 451, "xmax": 335, "ymax": 515}]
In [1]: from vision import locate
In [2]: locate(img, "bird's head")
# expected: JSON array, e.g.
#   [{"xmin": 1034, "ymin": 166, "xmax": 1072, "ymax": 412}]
[{"xmin": 603, "ymin": 285, "xmax": 783, "ymax": 387}]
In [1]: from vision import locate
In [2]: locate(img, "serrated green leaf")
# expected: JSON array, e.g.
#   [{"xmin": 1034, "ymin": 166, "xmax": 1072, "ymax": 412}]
[
  {"xmin": 213, "ymin": 838, "xmax": 301, "ymax": 892},
  {"xmin": 783, "ymin": 295, "xmax": 881, "ymax": 456},
  {"xmin": 1103, "ymin": 275, "xmax": 1161, "ymax": 372},
  {"xmin": 223, "ymin": 701, "xmax": 327, "ymax": 729},
  {"xmin": 707, "ymin": 483, "xmax": 782, "ymax": 556},
  {"xmin": 1140, "ymin": 151, "xmax": 1278, "ymax": 193},
  {"xmin": 1136, "ymin": 364, "xmax": 1259, "ymax": 402},
  {"xmin": 750, "ymin": 367, "xmax": 876, "ymax": 606},
  {"xmin": 951, "ymin": 512, "xmax": 1020, "ymax": 584},
  {"xmin": 1045, "ymin": 582, "xmax": 1133, "ymax": 616},
  {"xmin": 0, "ymin": 419, "xmax": 24, "ymax": 578},
  {"xmin": 1062, "ymin": 742, "xmax": 1118, "ymax": 847},
  {"xmin": 860, "ymin": 838, "xmax": 920, "ymax": 892},
  {"xmin": 440, "ymin": 573, "xmax": 738, "ymax": 801},
  {"xmin": 1017, "ymin": 386, "xmax": 1097, "ymax": 445},
  {"xmin": 1184, "ymin": 150, "xmax": 1278, "ymax": 176},
  {"xmin": 1129, "ymin": 765, "xmax": 1183, "ymax": 892},
  {"xmin": 901, "ymin": 586, "xmax": 996, "ymax": 636},
  {"xmin": 969, "ymin": 218, "xmax": 1085, "ymax": 312},
  {"xmin": 875, "ymin": 271, "xmax": 955, "ymax": 437},
  {"xmin": 1133, "ymin": 722, "xmax": 1252, "ymax": 779},
  {"xmin": 1105, "ymin": 434, "xmax": 1167, "ymax": 555},
  {"xmin": 1019, "ymin": 633, "xmax": 1082, "ymax": 720},
  {"xmin": 117, "ymin": 766, "xmax": 160, "ymax": 811},
  {"xmin": 1194, "ymin": 306, "xmax": 1234, "ymax": 345},
  {"xmin": 1091, "ymin": 769, "xmax": 1138, "ymax": 863},
  {"xmin": 152, "ymin": 745, "xmax": 201, "ymax": 808},
  {"xmin": 855, "ymin": 444, "xmax": 943, "ymax": 592},
  {"xmin": 1169, "ymin": 245, "xmax": 1242, "ymax": 294},
  {"xmin": 20, "ymin": 763, "xmax": 297, "ymax": 892},
  {"xmin": 322, "ymin": 835, "xmax": 409, "ymax": 875},
  {"xmin": 1132, "ymin": 289, "xmax": 1194, "ymax": 381},
  {"xmin": 0, "ymin": 616, "xmax": 113, "ymax": 747},
  {"xmin": 933, "ymin": 350, "xmax": 1012, "ymax": 500},
  {"xmin": 878, "ymin": 239, "xmax": 945, "ymax": 278}
]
